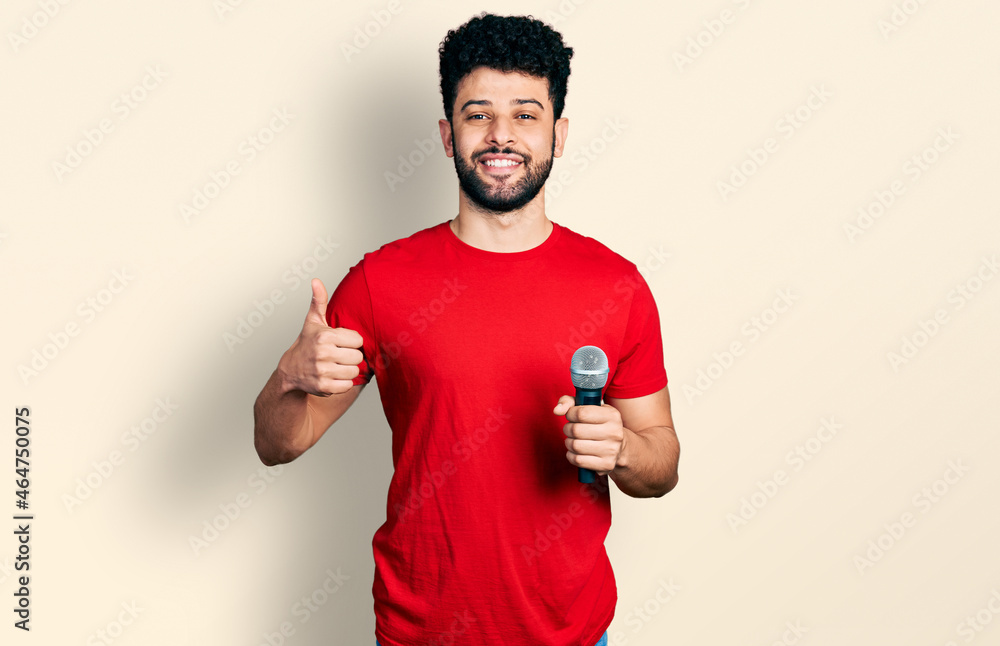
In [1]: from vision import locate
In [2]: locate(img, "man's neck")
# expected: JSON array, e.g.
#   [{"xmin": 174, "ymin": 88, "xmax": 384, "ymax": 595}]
[{"xmin": 451, "ymin": 196, "xmax": 552, "ymax": 253}]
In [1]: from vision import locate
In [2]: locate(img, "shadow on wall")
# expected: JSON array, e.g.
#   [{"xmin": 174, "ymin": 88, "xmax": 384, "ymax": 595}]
[{"xmin": 141, "ymin": 49, "xmax": 460, "ymax": 642}]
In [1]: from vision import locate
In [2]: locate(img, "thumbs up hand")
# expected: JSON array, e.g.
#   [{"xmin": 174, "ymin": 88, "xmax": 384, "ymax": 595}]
[{"xmin": 278, "ymin": 278, "xmax": 365, "ymax": 396}]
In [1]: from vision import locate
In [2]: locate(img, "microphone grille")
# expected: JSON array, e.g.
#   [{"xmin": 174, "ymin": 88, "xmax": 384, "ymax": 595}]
[{"xmin": 570, "ymin": 345, "xmax": 609, "ymax": 389}]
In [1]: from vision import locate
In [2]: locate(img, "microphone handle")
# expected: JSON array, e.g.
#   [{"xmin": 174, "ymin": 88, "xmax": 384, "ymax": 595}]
[{"xmin": 575, "ymin": 386, "xmax": 603, "ymax": 483}]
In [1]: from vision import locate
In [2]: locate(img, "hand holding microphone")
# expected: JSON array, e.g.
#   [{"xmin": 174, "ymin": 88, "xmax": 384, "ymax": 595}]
[
  {"xmin": 553, "ymin": 346, "xmax": 624, "ymax": 483},
  {"xmin": 277, "ymin": 278, "xmax": 365, "ymax": 397}
]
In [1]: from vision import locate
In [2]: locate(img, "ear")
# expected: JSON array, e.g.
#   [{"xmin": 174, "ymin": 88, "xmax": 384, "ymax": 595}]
[
  {"xmin": 439, "ymin": 119, "xmax": 455, "ymax": 158},
  {"xmin": 553, "ymin": 116, "xmax": 569, "ymax": 158}
]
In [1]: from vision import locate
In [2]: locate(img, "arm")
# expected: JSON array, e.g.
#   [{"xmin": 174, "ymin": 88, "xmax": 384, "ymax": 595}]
[
  {"xmin": 253, "ymin": 372, "xmax": 364, "ymax": 466},
  {"xmin": 605, "ymin": 386, "xmax": 679, "ymax": 498},
  {"xmin": 554, "ymin": 385, "xmax": 679, "ymax": 499},
  {"xmin": 253, "ymin": 278, "xmax": 367, "ymax": 466}
]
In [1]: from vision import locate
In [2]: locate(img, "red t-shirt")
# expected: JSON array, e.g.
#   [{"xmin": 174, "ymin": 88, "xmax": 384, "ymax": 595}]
[{"xmin": 326, "ymin": 220, "xmax": 667, "ymax": 646}]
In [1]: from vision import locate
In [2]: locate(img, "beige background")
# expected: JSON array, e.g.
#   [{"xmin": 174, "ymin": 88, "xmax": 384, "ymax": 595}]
[{"xmin": 2, "ymin": 0, "xmax": 999, "ymax": 644}]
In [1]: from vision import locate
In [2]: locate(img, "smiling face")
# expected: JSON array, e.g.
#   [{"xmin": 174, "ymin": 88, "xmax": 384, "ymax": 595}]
[{"xmin": 441, "ymin": 66, "xmax": 568, "ymax": 215}]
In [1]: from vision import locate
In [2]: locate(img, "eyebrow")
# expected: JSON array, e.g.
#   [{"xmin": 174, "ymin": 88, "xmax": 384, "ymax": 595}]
[{"xmin": 460, "ymin": 98, "xmax": 545, "ymax": 113}]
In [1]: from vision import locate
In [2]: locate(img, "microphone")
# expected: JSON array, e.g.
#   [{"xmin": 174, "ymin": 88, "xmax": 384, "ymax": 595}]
[{"xmin": 570, "ymin": 345, "xmax": 609, "ymax": 484}]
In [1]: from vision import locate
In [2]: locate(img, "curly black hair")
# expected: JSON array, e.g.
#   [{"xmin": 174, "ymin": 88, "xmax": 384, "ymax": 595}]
[{"xmin": 438, "ymin": 13, "xmax": 574, "ymax": 124}]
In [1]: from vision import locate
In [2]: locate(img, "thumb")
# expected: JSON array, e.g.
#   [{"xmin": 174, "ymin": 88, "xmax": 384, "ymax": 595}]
[
  {"xmin": 306, "ymin": 278, "xmax": 330, "ymax": 326},
  {"xmin": 553, "ymin": 395, "xmax": 575, "ymax": 415}
]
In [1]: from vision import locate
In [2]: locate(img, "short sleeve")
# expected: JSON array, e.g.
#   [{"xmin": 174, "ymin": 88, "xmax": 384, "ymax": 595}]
[
  {"xmin": 325, "ymin": 259, "xmax": 376, "ymax": 385},
  {"xmin": 604, "ymin": 269, "xmax": 668, "ymax": 399}
]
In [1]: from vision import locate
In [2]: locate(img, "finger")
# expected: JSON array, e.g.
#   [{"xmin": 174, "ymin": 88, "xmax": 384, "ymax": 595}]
[
  {"xmin": 318, "ymin": 362, "xmax": 362, "ymax": 382},
  {"xmin": 567, "ymin": 404, "xmax": 616, "ymax": 424},
  {"xmin": 563, "ymin": 421, "xmax": 603, "ymax": 439},
  {"xmin": 306, "ymin": 278, "xmax": 330, "ymax": 326},
  {"xmin": 331, "ymin": 327, "xmax": 364, "ymax": 349},
  {"xmin": 322, "ymin": 345, "xmax": 364, "ymax": 367},
  {"xmin": 312, "ymin": 378, "xmax": 357, "ymax": 397},
  {"xmin": 553, "ymin": 395, "xmax": 575, "ymax": 415},
  {"xmin": 565, "ymin": 440, "xmax": 616, "ymax": 471},
  {"xmin": 565, "ymin": 436, "xmax": 607, "ymax": 453},
  {"xmin": 565, "ymin": 450, "xmax": 606, "ymax": 472}
]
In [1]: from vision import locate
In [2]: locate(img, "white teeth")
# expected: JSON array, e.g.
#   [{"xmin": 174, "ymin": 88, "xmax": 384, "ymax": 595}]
[{"xmin": 483, "ymin": 159, "xmax": 519, "ymax": 167}]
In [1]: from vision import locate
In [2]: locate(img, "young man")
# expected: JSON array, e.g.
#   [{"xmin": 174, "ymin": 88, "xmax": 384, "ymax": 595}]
[{"xmin": 253, "ymin": 12, "xmax": 679, "ymax": 646}]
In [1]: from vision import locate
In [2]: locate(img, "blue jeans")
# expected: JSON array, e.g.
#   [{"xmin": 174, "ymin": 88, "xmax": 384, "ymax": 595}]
[{"xmin": 377, "ymin": 631, "xmax": 608, "ymax": 646}]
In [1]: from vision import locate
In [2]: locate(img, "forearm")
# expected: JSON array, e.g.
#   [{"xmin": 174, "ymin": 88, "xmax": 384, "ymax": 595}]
[
  {"xmin": 610, "ymin": 425, "xmax": 680, "ymax": 498},
  {"xmin": 253, "ymin": 367, "xmax": 314, "ymax": 466}
]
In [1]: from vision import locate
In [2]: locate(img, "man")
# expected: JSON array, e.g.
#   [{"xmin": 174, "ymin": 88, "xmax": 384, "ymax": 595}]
[{"xmin": 253, "ymin": 12, "xmax": 680, "ymax": 646}]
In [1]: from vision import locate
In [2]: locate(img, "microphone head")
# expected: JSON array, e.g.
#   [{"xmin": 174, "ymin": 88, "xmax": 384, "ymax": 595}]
[{"xmin": 570, "ymin": 345, "xmax": 609, "ymax": 389}]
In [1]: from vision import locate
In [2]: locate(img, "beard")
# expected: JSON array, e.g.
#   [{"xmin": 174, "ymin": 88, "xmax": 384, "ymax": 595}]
[{"xmin": 452, "ymin": 129, "xmax": 555, "ymax": 215}]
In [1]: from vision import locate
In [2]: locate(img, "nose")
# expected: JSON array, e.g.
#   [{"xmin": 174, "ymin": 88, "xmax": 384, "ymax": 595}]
[{"xmin": 486, "ymin": 115, "xmax": 516, "ymax": 148}]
